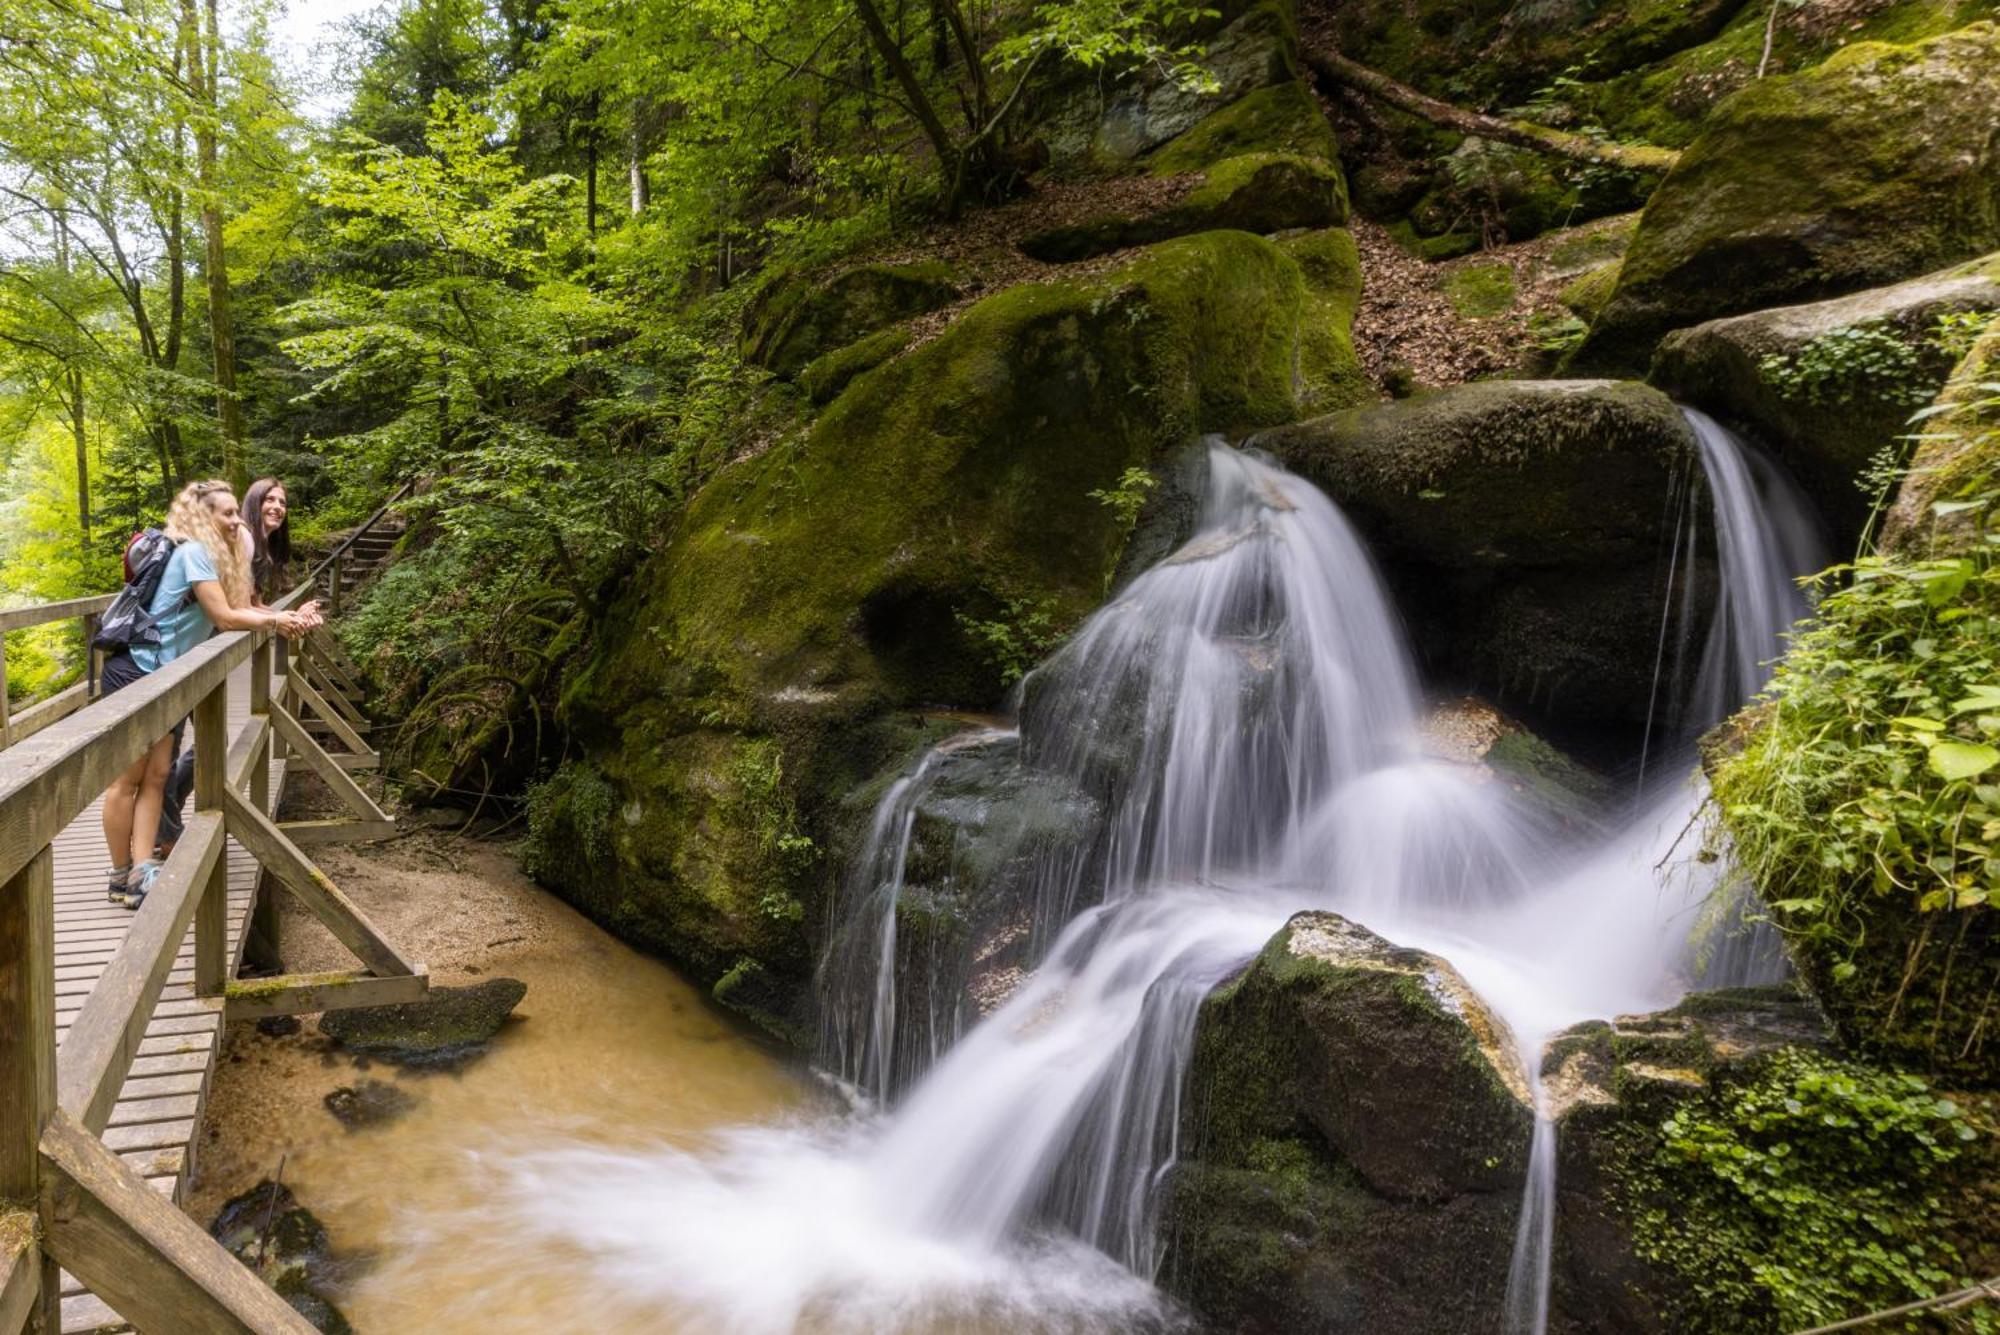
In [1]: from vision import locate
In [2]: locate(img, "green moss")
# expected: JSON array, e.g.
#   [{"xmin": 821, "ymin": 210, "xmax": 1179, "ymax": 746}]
[
  {"xmin": 796, "ymin": 325, "xmax": 915, "ymax": 406},
  {"xmin": 743, "ymin": 261, "xmax": 958, "ymax": 379},
  {"xmin": 1020, "ymin": 151, "xmax": 1348, "ymax": 262},
  {"xmin": 1442, "ymin": 262, "xmax": 1516, "ymax": 318},
  {"xmin": 1278, "ymin": 227, "xmax": 1369, "ymax": 412},
  {"xmin": 1146, "ymin": 80, "xmax": 1339, "ymax": 175},
  {"xmin": 1558, "ymin": 261, "xmax": 1622, "ymax": 319},
  {"xmin": 1385, "ymin": 219, "xmax": 1479, "ymax": 261},
  {"xmin": 1548, "ymin": 214, "xmax": 1639, "ymax": 273}
]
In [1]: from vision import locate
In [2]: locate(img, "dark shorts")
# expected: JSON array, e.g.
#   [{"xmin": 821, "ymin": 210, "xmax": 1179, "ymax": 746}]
[{"xmin": 101, "ymin": 652, "xmax": 187, "ymax": 753}]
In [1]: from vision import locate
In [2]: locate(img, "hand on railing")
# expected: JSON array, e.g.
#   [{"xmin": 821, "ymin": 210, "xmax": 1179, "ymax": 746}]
[
  {"xmin": 272, "ymin": 608, "xmax": 315, "ymax": 640},
  {"xmin": 294, "ymin": 598, "xmax": 326, "ymax": 633}
]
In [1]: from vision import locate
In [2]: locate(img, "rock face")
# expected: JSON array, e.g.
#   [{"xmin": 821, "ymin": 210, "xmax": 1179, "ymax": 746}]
[
  {"xmin": 1260, "ymin": 380, "xmax": 1707, "ymax": 727},
  {"xmin": 317, "ymin": 977, "xmax": 526, "ymax": 1069},
  {"xmin": 1654, "ymin": 253, "xmax": 2000, "ymax": 537},
  {"xmin": 1881, "ymin": 324, "xmax": 2000, "ymax": 557},
  {"xmin": 1165, "ymin": 912, "xmax": 1535, "ymax": 1333},
  {"xmin": 547, "ymin": 228, "xmax": 1367, "ymax": 1040},
  {"xmin": 1145, "ymin": 80, "xmax": 1339, "ymax": 175},
  {"xmin": 1580, "ymin": 24, "xmax": 2000, "ymax": 369}
]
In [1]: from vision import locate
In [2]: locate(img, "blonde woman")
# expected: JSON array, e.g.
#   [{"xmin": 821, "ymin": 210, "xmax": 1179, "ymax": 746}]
[{"xmin": 101, "ymin": 480, "xmax": 311, "ymax": 909}]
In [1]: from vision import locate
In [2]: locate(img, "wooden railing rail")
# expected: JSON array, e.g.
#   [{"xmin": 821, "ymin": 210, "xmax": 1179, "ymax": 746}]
[
  {"xmin": 0, "ymin": 596, "xmax": 115, "ymax": 756},
  {"xmin": 0, "ymin": 485, "xmax": 420, "ymax": 1335}
]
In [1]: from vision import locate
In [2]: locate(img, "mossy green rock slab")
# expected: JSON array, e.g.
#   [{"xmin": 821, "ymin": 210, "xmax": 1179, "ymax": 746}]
[
  {"xmin": 1653, "ymin": 252, "xmax": 2000, "ymax": 538},
  {"xmin": 317, "ymin": 977, "xmax": 526, "ymax": 1068},
  {"xmin": 1166, "ymin": 912, "xmax": 1533, "ymax": 1332},
  {"xmin": 1581, "ymin": 23, "xmax": 2000, "ymax": 369},
  {"xmin": 1144, "ymin": 80, "xmax": 1339, "ymax": 174},
  {"xmin": 554, "ymin": 229, "xmax": 1363, "ymax": 1044},
  {"xmin": 1018, "ymin": 151, "xmax": 1348, "ymax": 263}
]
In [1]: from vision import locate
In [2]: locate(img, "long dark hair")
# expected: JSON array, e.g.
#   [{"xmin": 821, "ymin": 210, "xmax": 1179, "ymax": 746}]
[{"xmin": 242, "ymin": 476, "xmax": 292, "ymax": 599}]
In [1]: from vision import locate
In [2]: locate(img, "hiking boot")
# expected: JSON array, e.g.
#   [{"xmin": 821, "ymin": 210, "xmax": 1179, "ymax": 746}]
[
  {"xmin": 123, "ymin": 860, "xmax": 164, "ymax": 911},
  {"xmin": 106, "ymin": 866, "xmax": 133, "ymax": 906}
]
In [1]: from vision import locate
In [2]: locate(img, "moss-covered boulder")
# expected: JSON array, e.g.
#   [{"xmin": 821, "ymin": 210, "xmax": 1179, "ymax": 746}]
[
  {"xmin": 742, "ymin": 261, "xmax": 959, "ymax": 380},
  {"xmin": 1260, "ymin": 380, "xmax": 1705, "ymax": 726},
  {"xmin": 1033, "ymin": 0, "xmax": 1299, "ymax": 171},
  {"xmin": 1019, "ymin": 151, "xmax": 1348, "ymax": 263},
  {"xmin": 1882, "ymin": 324, "xmax": 2000, "ymax": 555},
  {"xmin": 1653, "ymin": 253, "xmax": 2000, "ymax": 538},
  {"xmin": 1144, "ymin": 79, "xmax": 1338, "ymax": 174},
  {"xmin": 212, "ymin": 1182, "xmax": 353, "ymax": 1333},
  {"xmin": 551, "ymin": 229, "xmax": 1365, "ymax": 1041},
  {"xmin": 316, "ymin": 978, "xmax": 526, "ymax": 1069},
  {"xmin": 1165, "ymin": 912, "xmax": 1534, "ymax": 1332},
  {"xmin": 1421, "ymin": 696, "xmax": 1611, "ymax": 829},
  {"xmin": 1580, "ymin": 24, "xmax": 2000, "ymax": 370}
]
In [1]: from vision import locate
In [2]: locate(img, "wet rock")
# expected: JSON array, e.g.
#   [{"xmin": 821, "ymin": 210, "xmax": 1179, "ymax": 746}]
[
  {"xmin": 318, "ymin": 978, "xmax": 525, "ymax": 1070},
  {"xmin": 211, "ymin": 1182, "xmax": 353, "ymax": 1334},
  {"xmin": 1260, "ymin": 380, "xmax": 1709, "ymax": 726},
  {"xmin": 256, "ymin": 1015, "xmax": 302, "ymax": 1038},
  {"xmin": 1165, "ymin": 912, "xmax": 1534, "ymax": 1332},
  {"xmin": 1421, "ymin": 696, "xmax": 1610, "ymax": 828},
  {"xmin": 1580, "ymin": 24, "xmax": 2000, "ymax": 369},
  {"xmin": 1654, "ymin": 252, "xmax": 2000, "ymax": 537},
  {"xmin": 323, "ymin": 1078, "xmax": 419, "ymax": 1130}
]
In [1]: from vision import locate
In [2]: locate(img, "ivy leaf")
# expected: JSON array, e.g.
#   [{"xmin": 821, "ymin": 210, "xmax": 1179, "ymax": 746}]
[{"xmin": 1927, "ymin": 741, "xmax": 1999, "ymax": 782}]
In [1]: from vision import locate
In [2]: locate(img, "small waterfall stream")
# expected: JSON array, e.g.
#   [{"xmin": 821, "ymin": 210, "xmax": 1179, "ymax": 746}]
[{"xmin": 507, "ymin": 413, "xmax": 1826, "ymax": 1333}]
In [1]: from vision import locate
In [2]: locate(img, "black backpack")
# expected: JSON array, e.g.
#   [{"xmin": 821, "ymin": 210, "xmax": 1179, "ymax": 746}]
[{"xmin": 92, "ymin": 529, "xmax": 184, "ymax": 653}]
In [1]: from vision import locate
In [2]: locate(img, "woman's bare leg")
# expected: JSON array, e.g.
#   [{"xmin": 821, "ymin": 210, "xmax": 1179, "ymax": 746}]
[
  {"xmin": 128, "ymin": 735, "xmax": 176, "ymax": 869},
  {"xmin": 103, "ymin": 752, "xmax": 151, "ymax": 868}
]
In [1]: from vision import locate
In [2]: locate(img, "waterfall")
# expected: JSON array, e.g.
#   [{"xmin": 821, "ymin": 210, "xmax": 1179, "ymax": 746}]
[{"xmin": 503, "ymin": 418, "xmax": 1826, "ymax": 1334}]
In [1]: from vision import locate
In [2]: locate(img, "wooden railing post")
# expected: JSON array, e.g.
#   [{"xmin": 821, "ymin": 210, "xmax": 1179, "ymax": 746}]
[
  {"xmin": 82, "ymin": 612, "xmax": 101, "ymax": 701},
  {"xmin": 245, "ymin": 637, "xmax": 282, "ymax": 971},
  {"xmin": 192, "ymin": 679, "xmax": 230, "ymax": 998},
  {"xmin": 1, "ymin": 842, "xmax": 59, "ymax": 1332},
  {"xmin": 327, "ymin": 553, "xmax": 342, "ymax": 617},
  {"xmin": 1, "ymin": 636, "xmax": 12, "ymax": 752}
]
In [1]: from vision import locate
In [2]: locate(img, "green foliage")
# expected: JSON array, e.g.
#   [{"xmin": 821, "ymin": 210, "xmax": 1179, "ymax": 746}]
[
  {"xmin": 1636, "ymin": 1050, "xmax": 1977, "ymax": 1331},
  {"xmin": 1757, "ymin": 321, "xmax": 1933, "ymax": 409},
  {"xmin": 954, "ymin": 595, "xmax": 1068, "ymax": 687},
  {"xmin": 725, "ymin": 740, "xmax": 816, "ymax": 923},
  {"xmin": 1087, "ymin": 466, "xmax": 1160, "ymax": 528},
  {"xmin": 521, "ymin": 759, "xmax": 617, "ymax": 880}
]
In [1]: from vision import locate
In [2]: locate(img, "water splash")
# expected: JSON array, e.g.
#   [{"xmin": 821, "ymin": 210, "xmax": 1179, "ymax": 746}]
[{"xmin": 507, "ymin": 422, "xmax": 1825, "ymax": 1334}]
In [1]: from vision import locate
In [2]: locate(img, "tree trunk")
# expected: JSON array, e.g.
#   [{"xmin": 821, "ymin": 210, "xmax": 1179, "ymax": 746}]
[
  {"xmin": 1306, "ymin": 50, "xmax": 1682, "ymax": 175},
  {"xmin": 185, "ymin": 0, "xmax": 247, "ymax": 489},
  {"xmin": 68, "ymin": 372, "xmax": 90, "ymax": 556},
  {"xmin": 851, "ymin": 0, "xmax": 962, "ymax": 202}
]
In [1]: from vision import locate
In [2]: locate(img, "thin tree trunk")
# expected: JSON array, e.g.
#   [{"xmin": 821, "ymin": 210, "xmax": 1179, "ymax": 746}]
[
  {"xmin": 68, "ymin": 372, "xmax": 90, "ymax": 556},
  {"xmin": 1757, "ymin": 0, "xmax": 1782, "ymax": 78},
  {"xmin": 852, "ymin": 0, "xmax": 961, "ymax": 197},
  {"xmin": 185, "ymin": 0, "xmax": 247, "ymax": 489},
  {"xmin": 1307, "ymin": 50, "xmax": 1682, "ymax": 174}
]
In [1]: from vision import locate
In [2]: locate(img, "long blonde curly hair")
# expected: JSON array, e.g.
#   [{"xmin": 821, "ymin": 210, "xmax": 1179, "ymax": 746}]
[{"xmin": 164, "ymin": 479, "xmax": 252, "ymax": 609}]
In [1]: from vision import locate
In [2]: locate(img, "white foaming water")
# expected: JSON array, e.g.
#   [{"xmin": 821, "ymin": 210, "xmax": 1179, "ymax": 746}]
[{"xmin": 503, "ymin": 422, "xmax": 1824, "ymax": 1333}]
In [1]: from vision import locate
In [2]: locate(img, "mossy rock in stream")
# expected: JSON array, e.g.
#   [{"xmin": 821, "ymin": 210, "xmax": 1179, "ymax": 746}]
[
  {"xmin": 1164, "ymin": 912, "xmax": 1534, "ymax": 1332},
  {"xmin": 1578, "ymin": 23, "xmax": 2000, "ymax": 371},
  {"xmin": 1018, "ymin": 151, "xmax": 1348, "ymax": 263},
  {"xmin": 554, "ymin": 228, "xmax": 1364, "ymax": 1045},
  {"xmin": 212, "ymin": 1182, "xmax": 353, "ymax": 1334},
  {"xmin": 1652, "ymin": 251, "xmax": 2000, "ymax": 539},
  {"xmin": 1258, "ymin": 380, "xmax": 1707, "ymax": 727},
  {"xmin": 317, "ymin": 978, "xmax": 526, "ymax": 1069}
]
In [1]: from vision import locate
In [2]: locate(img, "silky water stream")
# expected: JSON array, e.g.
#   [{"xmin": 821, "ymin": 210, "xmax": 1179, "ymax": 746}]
[{"xmin": 290, "ymin": 412, "xmax": 1825, "ymax": 1333}]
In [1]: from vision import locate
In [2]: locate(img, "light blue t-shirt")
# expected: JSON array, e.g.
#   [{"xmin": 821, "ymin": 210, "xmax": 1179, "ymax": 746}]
[{"xmin": 129, "ymin": 541, "xmax": 219, "ymax": 672}]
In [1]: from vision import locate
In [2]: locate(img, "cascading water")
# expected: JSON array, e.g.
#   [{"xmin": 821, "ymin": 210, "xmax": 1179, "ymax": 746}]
[{"xmin": 501, "ymin": 415, "xmax": 1825, "ymax": 1334}]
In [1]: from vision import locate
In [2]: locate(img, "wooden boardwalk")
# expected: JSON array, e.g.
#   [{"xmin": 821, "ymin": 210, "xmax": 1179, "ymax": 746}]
[{"xmin": 48, "ymin": 663, "xmax": 279, "ymax": 1334}]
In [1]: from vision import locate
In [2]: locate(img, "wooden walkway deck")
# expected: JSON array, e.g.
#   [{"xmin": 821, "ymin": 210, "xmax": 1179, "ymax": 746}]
[{"xmin": 49, "ymin": 664, "xmax": 277, "ymax": 1334}]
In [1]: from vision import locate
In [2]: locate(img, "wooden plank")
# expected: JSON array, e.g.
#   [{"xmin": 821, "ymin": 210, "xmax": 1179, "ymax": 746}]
[
  {"xmin": 300, "ymin": 653, "xmax": 368, "ymax": 732},
  {"xmin": 58, "ymin": 1289, "xmax": 126, "ymax": 1335},
  {"xmin": 288, "ymin": 673, "xmax": 369, "ymax": 756},
  {"xmin": 224, "ymin": 968, "xmax": 427, "ymax": 1021},
  {"xmin": 103, "ymin": 1095, "xmax": 198, "ymax": 1129},
  {"xmin": 222, "ymin": 789, "xmax": 416, "ymax": 979},
  {"xmin": 276, "ymin": 819, "xmax": 396, "ymax": 847},
  {"xmin": 99, "ymin": 1122, "xmax": 194, "ymax": 1155},
  {"xmin": 191, "ymin": 690, "xmax": 227, "ymax": 1000},
  {"xmin": 0, "ymin": 596, "xmax": 115, "ymax": 635},
  {"xmin": 269, "ymin": 705, "xmax": 389, "ymax": 824},
  {"xmin": 0, "ymin": 1230, "xmax": 44, "ymax": 1335},
  {"xmin": 37, "ymin": 1109, "xmax": 317, "ymax": 1335},
  {"xmin": 5, "ymin": 684, "xmax": 90, "ymax": 754},
  {"xmin": 1, "ymin": 845, "xmax": 60, "ymax": 1335},
  {"xmin": 54, "ymin": 816, "xmax": 224, "ymax": 1135}
]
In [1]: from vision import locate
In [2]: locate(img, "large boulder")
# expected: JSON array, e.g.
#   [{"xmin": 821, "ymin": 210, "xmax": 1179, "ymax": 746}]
[
  {"xmin": 1260, "ymin": 380, "xmax": 1707, "ymax": 727},
  {"xmin": 546, "ymin": 229, "xmax": 1366, "ymax": 1041},
  {"xmin": 1654, "ymin": 253, "xmax": 2000, "ymax": 538},
  {"xmin": 1882, "ymin": 324, "xmax": 2000, "ymax": 556},
  {"xmin": 1165, "ymin": 912, "xmax": 1535, "ymax": 1333},
  {"xmin": 742, "ymin": 261, "xmax": 959, "ymax": 380},
  {"xmin": 1578, "ymin": 24, "xmax": 2000, "ymax": 370},
  {"xmin": 1144, "ymin": 80, "xmax": 1339, "ymax": 175},
  {"xmin": 1019, "ymin": 151, "xmax": 1348, "ymax": 263}
]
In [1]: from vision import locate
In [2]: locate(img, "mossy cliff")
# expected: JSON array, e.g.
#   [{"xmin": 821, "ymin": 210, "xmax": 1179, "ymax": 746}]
[
  {"xmin": 535, "ymin": 228, "xmax": 1365, "ymax": 1040},
  {"xmin": 1579, "ymin": 23, "xmax": 2000, "ymax": 369}
]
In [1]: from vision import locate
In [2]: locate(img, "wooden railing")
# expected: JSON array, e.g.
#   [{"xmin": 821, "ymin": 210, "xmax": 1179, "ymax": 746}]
[
  {"xmin": 0, "ymin": 596, "xmax": 115, "ymax": 755},
  {"xmin": 0, "ymin": 492, "xmax": 421, "ymax": 1334}
]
